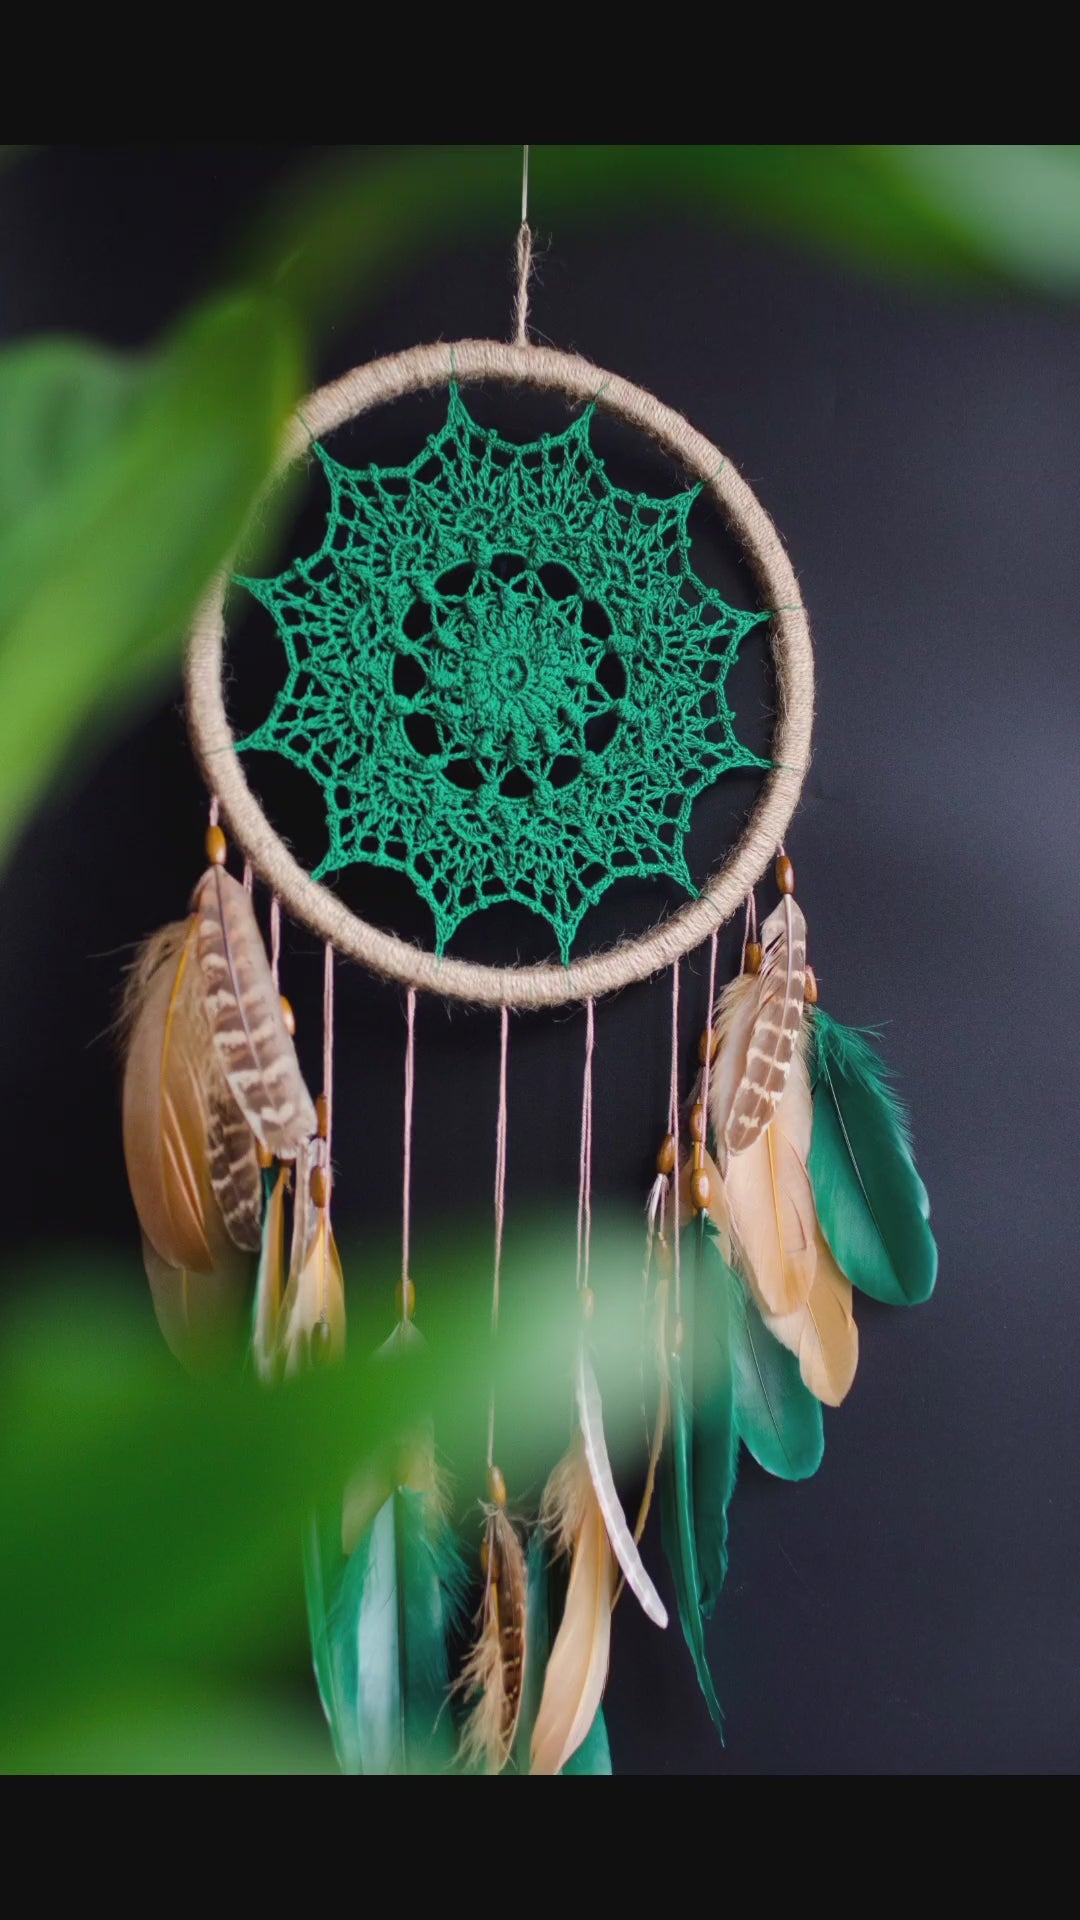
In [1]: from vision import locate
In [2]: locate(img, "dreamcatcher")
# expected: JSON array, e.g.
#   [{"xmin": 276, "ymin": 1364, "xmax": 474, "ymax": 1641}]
[{"xmin": 119, "ymin": 156, "xmax": 937, "ymax": 1774}]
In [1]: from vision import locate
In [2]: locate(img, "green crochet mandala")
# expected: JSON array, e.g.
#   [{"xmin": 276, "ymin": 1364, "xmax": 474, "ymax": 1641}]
[{"xmin": 236, "ymin": 385, "xmax": 769, "ymax": 961}]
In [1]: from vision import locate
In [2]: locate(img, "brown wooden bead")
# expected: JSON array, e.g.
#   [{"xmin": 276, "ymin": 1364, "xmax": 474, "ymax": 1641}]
[
  {"xmin": 487, "ymin": 1464, "xmax": 508, "ymax": 1509},
  {"xmin": 744, "ymin": 941, "xmax": 763, "ymax": 975},
  {"xmin": 316, "ymin": 1093, "xmax": 329, "ymax": 1139},
  {"xmin": 256, "ymin": 1141, "xmax": 274, "ymax": 1170},
  {"xmin": 280, "ymin": 995, "xmax": 296, "ymax": 1038},
  {"xmin": 775, "ymin": 853, "xmax": 795, "ymax": 895},
  {"xmin": 396, "ymin": 1276, "xmax": 416, "ymax": 1321},
  {"xmin": 692, "ymin": 1141, "xmax": 705, "ymax": 1170},
  {"xmin": 310, "ymin": 1164, "xmax": 329, "ymax": 1209},
  {"xmin": 689, "ymin": 1102, "xmax": 706, "ymax": 1144},
  {"xmin": 804, "ymin": 963, "xmax": 819, "ymax": 1006},
  {"xmin": 205, "ymin": 823, "xmax": 227, "ymax": 866},
  {"xmin": 657, "ymin": 1132, "xmax": 676, "ymax": 1176},
  {"xmin": 580, "ymin": 1286, "xmax": 595, "ymax": 1323},
  {"xmin": 690, "ymin": 1166, "xmax": 711, "ymax": 1211},
  {"xmin": 698, "ymin": 1027, "xmax": 719, "ymax": 1066}
]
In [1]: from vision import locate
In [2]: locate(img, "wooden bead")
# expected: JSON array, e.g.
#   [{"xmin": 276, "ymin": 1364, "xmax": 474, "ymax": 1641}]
[
  {"xmin": 775, "ymin": 853, "xmax": 795, "ymax": 895},
  {"xmin": 256, "ymin": 1141, "xmax": 274, "ymax": 1170},
  {"xmin": 310, "ymin": 1164, "xmax": 329, "ymax": 1209},
  {"xmin": 657, "ymin": 1132, "xmax": 676, "ymax": 1176},
  {"xmin": 698, "ymin": 1027, "xmax": 719, "ymax": 1066},
  {"xmin": 487, "ymin": 1464, "xmax": 508, "ymax": 1509},
  {"xmin": 396, "ymin": 1276, "xmax": 416, "ymax": 1321},
  {"xmin": 280, "ymin": 995, "xmax": 296, "ymax": 1038},
  {"xmin": 689, "ymin": 1102, "xmax": 706, "ymax": 1144},
  {"xmin": 804, "ymin": 963, "xmax": 819, "ymax": 1006},
  {"xmin": 316, "ymin": 1093, "xmax": 329, "ymax": 1139},
  {"xmin": 744, "ymin": 941, "xmax": 763, "ymax": 975},
  {"xmin": 580, "ymin": 1286, "xmax": 595, "ymax": 1323},
  {"xmin": 692, "ymin": 1141, "xmax": 705, "ymax": 1170},
  {"xmin": 690, "ymin": 1166, "xmax": 711, "ymax": 1211},
  {"xmin": 205, "ymin": 823, "xmax": 227, "ymax": 866}
]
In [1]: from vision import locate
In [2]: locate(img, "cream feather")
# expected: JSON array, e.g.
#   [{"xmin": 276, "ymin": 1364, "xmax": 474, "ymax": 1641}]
[
  {"xmin": 724, "ymin": 1043, "xmax": 817, "ymax": 1316},
  {"xmin": 140, "ymin": 1231, "xmax": 249, "ymax": 1372},
  {"xmin": 765, "ymin": 1232, "xmax": 859, "ymax": 1406},
  {"xmin": 252, "ymin": 1163, "xmax": 288, "ymax": 1383},
  {"xmin": 530, "ymin": 1437, "xmax": 613, "ymax": 1777},
  {"xmin": 458, "ymin": 1507, "xmax": 529, "ymax": 1774},
  {"xmin": 576, "ymin": 1348, "xmax": 667, "ymax": 1628},
  {"xmin": 278, "ymin": 1145, "xmax": 346, "ymax": 1373},
  {"xmin": 709, "ymin": 899, "xmax": 808, "ymax": 1157}
]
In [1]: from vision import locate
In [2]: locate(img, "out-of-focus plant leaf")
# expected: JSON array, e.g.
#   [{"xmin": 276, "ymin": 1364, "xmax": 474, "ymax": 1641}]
[
  {"xmin": 0, "ymin": 291, "xmax": 301, "ymax": 862},
  {"xmin": 0, "ymin": 1217, "xmax": 645, "ymax": 1773},
  {"xmin": 3, "ymin": 1687, "xmax": 336, "ymax": 1777}
]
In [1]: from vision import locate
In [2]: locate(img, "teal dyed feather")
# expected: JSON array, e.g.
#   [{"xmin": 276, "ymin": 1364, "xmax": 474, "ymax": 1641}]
[
  {"xmin": 515, "ymin": 1531, "xmax": 612, "ymax": 1776},
  {"xmin": 730, "ymin": 1278, "xmax": 824, "ymax": 1481},
  {"xmin": 809, "ymin": 1009, "xmax": 937, "ymax": 1308},
  {"xmin": 660, "ymin": 1259, "xmax": 724, "ymax": 1733},
  {"xmin": 305, "ymin": 1487, "xmax": 466, "ymax": 1776},
  {"xmin": 694, "ymin": 1222, "xmax": 738, "ymax": 1618}
]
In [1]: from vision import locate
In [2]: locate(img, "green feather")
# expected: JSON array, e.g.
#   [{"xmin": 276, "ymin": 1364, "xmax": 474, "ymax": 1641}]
[
  {"xmin": 514, "ymin": 1530, "xmax": 612, "ymax": 1776},
  {"xmin": 302, "ymin": 1508, "xmax": 344, "ymax": 1765},
  {"xmin": 306, "ymin": 1487, "xmax": 466, "ymax": 1776},
  {"xmin": 660, "ymin": 1264, "xmax": 724, "ymax": 1733},
  {"xmin": 694, "ymin": 1221, "xmax": 738, "ymax": 1618},
  {"xmin": 730, "ymin": 1278, "xmax": 824, "ymax": 1481},
  {"xmin": 809, "ymin": 1009, "xmax": 938, "ymax": 1307}
]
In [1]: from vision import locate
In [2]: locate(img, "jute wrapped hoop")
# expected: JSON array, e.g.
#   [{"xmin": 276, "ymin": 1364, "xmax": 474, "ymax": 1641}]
[{"xmin": 186, "ymin": 339, "xmax": 813, "ymax": 1009}]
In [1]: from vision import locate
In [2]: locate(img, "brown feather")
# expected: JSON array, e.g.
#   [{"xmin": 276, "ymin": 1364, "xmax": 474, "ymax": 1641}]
[
  {"xmin": 206, "ymin": 1080, "xmax": 262, "ymax": 1252},
  {"xmin": 195, "ymin": 866, "xmax": 316, "ymax": 1157},
  {"xmin": 710, "ymin": 900, "xmax": 808, "ymax": 1158},
  {"xmin": 122, "ymin": 919, "xmax": 216, "ymax": 1273},
  {"xmin": 141, "ymin": 1231, "xmax": 249, "ymax": 1372},
  {"xmin": 530, "ymin": 1437, "xmax": 614, "ymax": 1776},
  {"xmin": 458, "ymin": 1507, "xmax": 528, "ymax": 1774},
  {"xmin": 277, "ymin": 1151, "xmax": 346, "ymax": 1374}
]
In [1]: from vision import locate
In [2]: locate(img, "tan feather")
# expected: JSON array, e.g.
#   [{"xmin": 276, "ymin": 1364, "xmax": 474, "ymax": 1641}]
[
  {"xmin": 206, "ymin": 1081, "xmax": 263, "ymax": 1252},
  {"xmin": 765, "ymin": 1231, "xmax": 859, "ymax": 1406},
  {"xmin": 458, "ymin": 1507, "xmax": 529, "ymax": 1774},
  {"xmin": 725, "ymin": 1044, "xmax": 817, "ymax": 1316},
  {"xmin": 710, "ymin": 899, "xmax": 808, "ymax": 1157},
  {"xmin": 576, "ymin": 1348, "xmax": 667, "ymax": 1626},
  {"xmin": 530, "ymin": 1437, "xmax": 614, "ymax": 1776},
  {"xmin": 141, "ymin": 1231, "xmax": 249, "ymax": 1372},
  {"xmin": 122, "ymin": 919, "xmax": 217, "ymax": 1273},
  {"xmin": 277, "ymin": 1149, "xmax": 346, "ymax": 1374},
  {"xmin": 252, "ymin": 1163, "xmax": 288, "ymax": 1383},
  {"xmin": 195, "ymin": 866, "xmax": 316, "ymax": 1157}
]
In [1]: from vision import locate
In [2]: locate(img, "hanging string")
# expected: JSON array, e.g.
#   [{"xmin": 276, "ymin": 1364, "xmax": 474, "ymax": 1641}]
[
  {"xmin": 269, "ymin": 895, "xmax": 282, "ymax": 990},
  {"xmin": 669, "ymin": 958, "xmax": 682, "ymax": 1315},
  {"xmin": 322, "ymin": 941, "xmax": 334, "ymax": 1186},
  {"xmin": 513, "ymin": 143, "xmax": 533, "ymax": 348},
  {"xmin": 401, "ymin": 988, "xmax": 417, "ymax": 1302},
  {"xmin": 242, "ymin": 859, "xmax": 253, "ymax": 894},
  {"xmin": 208, "ymin": 794, "xmax": 219, "ymax": 829},
  {"xmin": 700, "ymin": 930, "xmax": 719, "ymax": 1121},
  {"xmin": 486, "ymin": 1005, "xmax": 511, "ymax": 1469},
  {"xmin": 576, "ymin": 997, "xmax": 596, "ymax": 1295}
]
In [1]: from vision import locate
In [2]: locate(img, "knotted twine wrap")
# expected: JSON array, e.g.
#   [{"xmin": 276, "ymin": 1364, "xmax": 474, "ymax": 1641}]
[{"xmin": 186, "ymin": 339, "xmax": 813, "ymax": 1009}]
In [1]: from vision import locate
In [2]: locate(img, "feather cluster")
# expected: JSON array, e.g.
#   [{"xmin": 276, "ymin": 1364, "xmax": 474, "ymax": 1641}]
[
  {"xmin": 121, "ymin": 864, "xmax": 334, "ymax": 1373},
  {"xmin": 458, "ymin": 1507, "xmax": 529, "ymax": 1774}
]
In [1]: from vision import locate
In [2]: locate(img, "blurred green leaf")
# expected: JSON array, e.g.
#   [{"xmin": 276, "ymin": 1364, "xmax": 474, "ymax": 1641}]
[
  {"xmin": 0, "ymin": 1218, "xmax": 646, "ymax": 1772},
  {"xmin": 0, "ymin": 291, "xmax": 301, "ymax": 861}
]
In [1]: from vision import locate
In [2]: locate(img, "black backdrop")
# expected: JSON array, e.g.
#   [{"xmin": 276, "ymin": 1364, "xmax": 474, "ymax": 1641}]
[{"xmin": 2, "ymin": 146, "xmax": 1078, "ymax": 1776}]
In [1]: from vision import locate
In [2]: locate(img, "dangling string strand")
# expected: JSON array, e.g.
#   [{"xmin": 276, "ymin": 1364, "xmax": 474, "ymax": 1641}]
[
  {"xmin": 269, "ymin": 895, "xmax": 282, "ymax": 990},
  {"xmin": 243, "ymin": 859, "xmax": 253, "ymax": 894},
  {"xmin": 669, "ymin": 959, "xmax": 682, "ymax": 1316},
  {"xmin": 486, "ymin": 1005, "xmax": 510, "ymax": 1469},
  {"xmin": 700, "ymin": 931, "xmax": 719, "ymax": 1118},
  {"xmin": 401, "ymin": 988, "xmax": 417, "ymax": 1313},
  {"xmin": 513, "ymin": 143, "xmax": 533, "ymax": 348},
  {"xmin": 322, "ymin": 942, "xmax": 334, "ymax": 1187},
  {"xmin": 576, "ymin": 997, "xmax": 596, "ymax": 1295},
  {"xmin": 208, "ymin": 794, "xmax": 220, "ymax": 829}
]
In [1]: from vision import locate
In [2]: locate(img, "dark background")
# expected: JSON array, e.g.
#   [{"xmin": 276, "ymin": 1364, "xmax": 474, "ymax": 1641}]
[{"xmin": 2, "ymin": 146, "xmax": 1077, "ymax": 1775}]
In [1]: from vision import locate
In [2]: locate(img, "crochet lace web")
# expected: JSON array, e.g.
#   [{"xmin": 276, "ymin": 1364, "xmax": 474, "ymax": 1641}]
[{"xmin": 236, "ymin": 385, "xmax": 769, "ymax": 961}]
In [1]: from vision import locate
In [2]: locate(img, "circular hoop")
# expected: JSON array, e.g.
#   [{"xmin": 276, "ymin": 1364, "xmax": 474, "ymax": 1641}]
[{"xmin": 186, "ymin": 339, "xmax": 812, "ymax": 1009}]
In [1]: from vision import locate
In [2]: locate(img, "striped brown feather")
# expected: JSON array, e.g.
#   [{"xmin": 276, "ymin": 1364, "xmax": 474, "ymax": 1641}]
[
  {"xmin": 459, "ymin": 1507, "xmax": 528, "ymax": 1773},
  {"xmin": 195, "ymin": 867, "xmax": 316, "ymax": 1157},
  {"xmin": 723, "ymin": 896, "xmax": 807, "ymax": 1157},
  {"xmin": 206, "ymin": 1073, "xmax": 263, "ymax": 1251}
]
